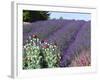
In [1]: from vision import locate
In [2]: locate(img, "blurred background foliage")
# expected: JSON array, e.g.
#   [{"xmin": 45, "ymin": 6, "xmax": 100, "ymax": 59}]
[{"xmin": 23, "ymin": 10, "xmax": 50, "ymax": 22}]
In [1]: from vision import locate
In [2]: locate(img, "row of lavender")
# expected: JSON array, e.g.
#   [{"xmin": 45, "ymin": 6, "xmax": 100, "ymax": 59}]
[
  {"xmin": 23, "ymin": 20, "xmax": 91, "ymax": 67},
  {"xmin": 60, "ymin": 22, "xmax": 91, "ymax": 67}
]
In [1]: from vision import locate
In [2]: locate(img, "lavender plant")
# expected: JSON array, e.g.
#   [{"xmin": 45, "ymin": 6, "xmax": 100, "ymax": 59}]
[
  {"xmin": 46, "ymin": 20, "xmax": 85, "ymax": 52},
  {"xmin": 60, "ymin": 22, "xmax": 91, "ymax": 67},
  {"xmin": 23, "ymin": 20, "xmax": 72, "ymax": 44}
]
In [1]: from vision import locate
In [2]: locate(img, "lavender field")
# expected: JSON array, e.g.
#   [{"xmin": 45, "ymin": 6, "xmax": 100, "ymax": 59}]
[
  {"xmin": 23, "ymin": 11, "xmax": 91, "ymax": 69},
  {"xmin": 23, "ymin": 10, "xmax": 91, "ymax": 69}
]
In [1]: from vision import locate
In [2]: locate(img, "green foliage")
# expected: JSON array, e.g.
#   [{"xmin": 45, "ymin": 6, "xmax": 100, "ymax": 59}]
[
  {"xmin": 42, "ymin": 44, "xmax": 61, "ymax": 68},
  {"xmin": 23, "ymin": 35, "xmax": 61, "ymax": 69},
  {"xmin": 23, "ymin": 10, "xmax": 50, "ymax": 22},
  {"xmin": 23, "ymin": 36, "xmax": 42, "ymax": 69}
]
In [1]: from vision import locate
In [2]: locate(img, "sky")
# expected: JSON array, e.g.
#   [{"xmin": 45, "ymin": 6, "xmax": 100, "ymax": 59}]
[{"xmin": 49, "ymin": 12, "xmax": 91, "ymax": 21}]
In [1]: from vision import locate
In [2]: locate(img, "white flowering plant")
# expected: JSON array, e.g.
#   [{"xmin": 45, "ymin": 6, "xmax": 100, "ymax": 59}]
[{"xmin": 23, "ymin": 34, "xmax": 61, "ymax": 69}]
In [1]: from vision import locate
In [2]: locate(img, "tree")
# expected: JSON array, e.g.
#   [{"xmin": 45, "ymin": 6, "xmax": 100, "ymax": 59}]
[
  {"xmin": 23, "ymin": 10, "xmax": 50, "ymax": 22},
  {"xmin": 59, "ymin": 17, "xmax": 63, "ymax": 20}
]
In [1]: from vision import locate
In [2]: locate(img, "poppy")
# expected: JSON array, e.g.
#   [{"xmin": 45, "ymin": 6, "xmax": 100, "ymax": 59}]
[
  {"xmin": 32, "ymin": 34, "xmax": 37, "ymax": 38},
  {"xmin": 43, "ymin": 44, "xmax": 49, "ymax": 48}
]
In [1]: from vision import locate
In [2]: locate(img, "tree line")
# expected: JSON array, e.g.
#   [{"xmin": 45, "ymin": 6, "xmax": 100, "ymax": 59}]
[{"xmin": 23, "ymin": 10, "xmax": 50, "ymax": 22}]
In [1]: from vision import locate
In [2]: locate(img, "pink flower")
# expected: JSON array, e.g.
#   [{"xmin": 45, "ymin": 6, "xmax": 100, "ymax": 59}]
[
  {"xmin": 32, "ymin": 34, "xmax": 37, "ymax": 38},
  {"xmin": 70, "ymin": 49, "xmax": 91, "ymax": 67},
  {"xmin": 43, "ymin": 44, "xmax": 49, "ymax": 48}
]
